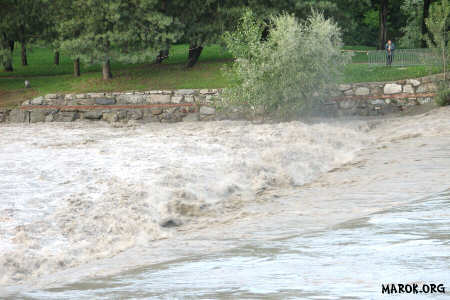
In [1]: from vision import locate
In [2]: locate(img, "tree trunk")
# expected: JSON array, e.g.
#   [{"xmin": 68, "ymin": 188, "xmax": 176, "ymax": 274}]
[
  {"xmin": 378, "ymin": 0, "xmax": 388, "ymax": 50},
  {"xmin": 102, "ymin": 59, "xmax": 112, "ymax": 80},
  {"xmin": 2, "ymin": 57, "xmax": 13, "ymax": 72},
  {"xmin": 21, "ymin": 43, "xmax": 28, "ymax": 66},
  {"xmin": 73, "ymin": 58, "xmax": 80, "ymax": 77},
  {"xmin": 9, "ymin": 40, "xmax": 14, "ymax": 52},
  {"xmin": 422, "ymin": 0, "xmax": 432, "ymax": 48},
  {"xmin": 186, "ymin": 44, "xmax": 203, "ymax": 68},
  {"xmin": 155, "ymin": 0, "xmax": 169, "ymax": 64},
  {"xmin": 54, "ymin": 51, "xmax": 60, "ymax": 65},
  {"xmin": 156, "ymin": 49, "xmax": 169, "ymax": 64},
  {"xmin": 1, "ymin": 40, "xmax": 13, "ymax": 72}
]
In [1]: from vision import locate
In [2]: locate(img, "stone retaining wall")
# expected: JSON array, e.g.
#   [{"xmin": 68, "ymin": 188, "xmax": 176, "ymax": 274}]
[
  {"xmin": 331, "ymin": 73, "xmax": 443, "ymax": 116},
  {"xmin": 0, "ymin": 74, "xmax": 444, "ymax": 123},
  {"xmin": 1, "ymin": 89, "xmax": 220, "ymax": 124}
]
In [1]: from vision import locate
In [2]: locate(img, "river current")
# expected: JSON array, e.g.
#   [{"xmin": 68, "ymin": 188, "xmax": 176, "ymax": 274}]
[{"xmin": 0, "ymin": 107, "xmax": 449, "ymax": 299}]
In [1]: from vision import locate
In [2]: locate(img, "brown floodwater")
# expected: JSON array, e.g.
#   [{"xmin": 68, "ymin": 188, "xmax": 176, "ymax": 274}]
[{"xmin": 0, "ymin": 107, "xmax": 449, "ymax": 299}]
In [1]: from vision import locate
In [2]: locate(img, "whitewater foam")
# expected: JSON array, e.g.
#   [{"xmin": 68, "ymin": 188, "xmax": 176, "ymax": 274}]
[{"xmin": 0, "ymin": 107, "xmax": 448, "ymax": 285}]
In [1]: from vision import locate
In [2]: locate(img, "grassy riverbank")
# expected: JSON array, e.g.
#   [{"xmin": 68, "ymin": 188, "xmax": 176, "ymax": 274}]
[{"xmin": 0, "ymin": 44, "xmax": 444, "ymax": 107}]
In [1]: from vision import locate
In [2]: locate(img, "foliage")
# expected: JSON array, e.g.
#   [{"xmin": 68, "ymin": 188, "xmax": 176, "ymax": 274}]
[
  {"xmin": 0, "ymin": 0, "xmax": 49, "ymax": 69},
  {"xmin": 1, "ymin": 44, "xmax": 445, "ymax": 108},
  {"xmin": 435, "ymin": 88, "xmax": 450, "ymax": 106},
  {"xmin": 424, "ymin": 0, "xmax": 450, "ymax": 79},
  {"xmin": 0, "ymin": 0, "xmax": 17, "ymax": 70},
  {"xmin": 0, "ymin": 39, "xmax": 12, "ymax": 71},
  {"xmin": 399, "ymin": 0, "xmax": 423, "ymax": 48},
  {"xmin": 38, "ymin": 0, "xmax": 68, "ymax": 54},
  {"xmin": 166, "ymin": 0, "xmax": 223, "ymax": 46},
  {"xmin": 10, "ymin": 0, "xmax": 47, "ymax": 45},
  {"xmin": 435, "ymin": 81, "xmax": 450, "ymax": 106},
  {"xmin": 58, "ymin": 0, "xmax": 181, "ymax": 78},
  {"xmin": 0, "ymin": 0, "xmax": 428, "ymax": 74},
  {"xmin": 0, "ymin": 44, "xmax": 431, "ymax": 80},
  {"xmin": 220, "ymin": 11, "xmax": 349, "ymax": 120},
  {"xmin": 363, "ymin": 9, "xmax": 378, "ymax": 30}
]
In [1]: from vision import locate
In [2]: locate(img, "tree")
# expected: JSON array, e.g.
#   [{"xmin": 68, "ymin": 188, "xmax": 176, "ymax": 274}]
[
  {"xmin": 334, "ymin": 0, "xmax": 374, "ymax": 45},
  {"xmin": 425, "ymin": 0, "xmax": 450, "ymax": 79},
  {"xmin": 378, "ymin": 0, "xmax": 388, "ymax": 50},
  {"xmin": 12, "ymin": 0, "xmax": 47, "ymax": 66},
  {"xmin": 399, "ymin": 0, "xmax": 423, "ymax": 48},
  {"xmin": 0, "ymin": 0, "xmax": 16, "ymax": 72},
  {"xmin": 0, "ymin": 0, "xmax": 48, "ymax": 69},
  {"xmin": 166, "ymin": 0, "xmax": 307, "ymax": 68},
  {"xmin": 56, "ymin": 0, "xmax": 86, "ymax": 76},
  {"xmin": 40, "ymin": 0, "xmax": 63, "ymax": 66},
  {"xmin": 235, "ymin": 0, "xmax": 388, "ymax": 47},
  {"xmin": 221, "ymin": 11, "xmax": 349, "ymax": 120},
  {"xmin": 59, "ymin": 0, "xmax": 180, "ymax": 80},
  {"xmin": 0, "ymin": 38, "xmax": 14, "ymax": 72},
  {"xmin": 163, "ymin": 0, "xmax": 380, "ymax": 68},
  {"xmin": 47, "ymin": 0, "xmax": 84, "ymax": 75},
  {"xmin": 422, "ymin": 0, "xmax": 434, "ymax": 47},
  {"xmin": 155, "ymin": 0, "xmax": 170, "ymax": 64},
  {"xmin": 163, "ymin": 0, "xmax": 229, "ymax": 68}
]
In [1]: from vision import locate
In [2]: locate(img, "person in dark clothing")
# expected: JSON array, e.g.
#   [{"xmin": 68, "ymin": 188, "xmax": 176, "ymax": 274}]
[{"xmin": 385, "ymin": 40, "xmax": 395, "ymax": 66}]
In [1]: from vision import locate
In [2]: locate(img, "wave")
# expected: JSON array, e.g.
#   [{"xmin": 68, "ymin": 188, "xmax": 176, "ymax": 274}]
[{"xmin": 0, "ymin": 107, "xmax": 448, "ymax": 285}]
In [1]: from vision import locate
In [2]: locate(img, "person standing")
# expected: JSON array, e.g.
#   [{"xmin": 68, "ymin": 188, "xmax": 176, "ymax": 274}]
[{"xmin": 385, "ymin": 40, "xmax": 395, "ymax": 67}]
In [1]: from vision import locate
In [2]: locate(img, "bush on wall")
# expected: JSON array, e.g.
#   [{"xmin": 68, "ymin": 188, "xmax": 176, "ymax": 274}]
[{"xmin": 219, "ymin": 10, "xmax": 349, "ymax": 120}]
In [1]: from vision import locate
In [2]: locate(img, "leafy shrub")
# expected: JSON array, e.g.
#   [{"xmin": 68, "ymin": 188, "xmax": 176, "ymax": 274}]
[
  {"xmin": 219, "ymin": 10, "xmax": 349, "ymax": 121},
  {"xmin": 424, "ymin": 0, "xmax": 450, "ymax": 80},
  {"xmin": 435, "ymin": 82, "xmax": 450, "ymax": 106}
]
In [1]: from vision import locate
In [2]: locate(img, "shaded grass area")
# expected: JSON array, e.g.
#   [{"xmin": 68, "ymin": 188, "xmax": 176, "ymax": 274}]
[
  {"xmin": 0, "ymin": 44, "xmax": 232, "ymax": 77},
  {"xmin": 0, "ymin": 61, "xmax": 231, "ymax": 108},
  {"xmin": 0, "ymin": 44, "xmax": 444, "ymax": 107},
  {"xmin": 343, "ymin": 45, "xmax": 375, "ymax": 63},
  {"xmin": 1, "ymin": 61, "xmax": 231, "ymax": 91},
  {"xmin": 0, "ymin": 44, "xmax": 232, "ymax": 107}
]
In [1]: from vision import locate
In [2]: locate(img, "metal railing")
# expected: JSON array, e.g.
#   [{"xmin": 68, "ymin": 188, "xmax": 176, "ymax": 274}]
[{"xmin": 368, "ymin": 48, "xmax": 438, "ymax": 66}]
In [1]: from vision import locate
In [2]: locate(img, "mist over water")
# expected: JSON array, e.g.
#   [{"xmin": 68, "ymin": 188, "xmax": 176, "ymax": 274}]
[{"xmin": 0, "ymin": 107, "xmax": 449, "ymax": 298}]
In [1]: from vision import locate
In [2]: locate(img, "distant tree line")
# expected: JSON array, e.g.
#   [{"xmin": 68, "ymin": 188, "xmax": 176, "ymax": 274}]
[{"xmin": 0, "ymin": 0, "xmax": 443, "ymax": 79}]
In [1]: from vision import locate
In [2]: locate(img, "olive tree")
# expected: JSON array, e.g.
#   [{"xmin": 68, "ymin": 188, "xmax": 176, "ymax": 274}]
[{"xmin": 220, "ymin": 11, "xmax": 349, "ymax": 120}]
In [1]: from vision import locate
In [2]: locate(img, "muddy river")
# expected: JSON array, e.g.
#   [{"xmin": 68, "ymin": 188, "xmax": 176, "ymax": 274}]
[{"xmin": 1, "ymin": 107, "xmax": 449, "ymax": 299}]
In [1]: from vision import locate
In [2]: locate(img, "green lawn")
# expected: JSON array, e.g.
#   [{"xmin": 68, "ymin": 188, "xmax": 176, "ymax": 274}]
[
  {"xmin": 0, "ymin": 44, "xmax": 232, "ymax": 77},
  {"xmin": 342, "ymin": 45, "xmax": 376, "ymax": 63},
  {"xmin": 0, "ymin": 44, "xmax": 233, "ymax": 107},
  {"xmin": 343, "ymin": 64, "xmax": 442, "ymax": 83},
  {"xmin": 0, "ymin": 44, "xmax": 445, "ymax": 107}
]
